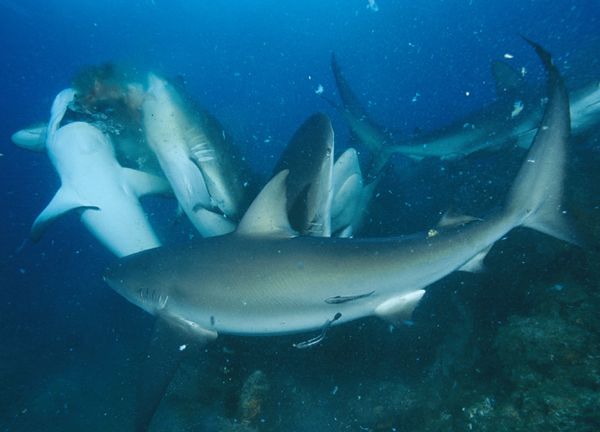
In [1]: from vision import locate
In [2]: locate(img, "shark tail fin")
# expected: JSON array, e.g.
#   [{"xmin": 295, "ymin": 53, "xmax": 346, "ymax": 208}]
[{"xmin": 505, "ymin": 39, "xmax": 580, "ymax": 245}]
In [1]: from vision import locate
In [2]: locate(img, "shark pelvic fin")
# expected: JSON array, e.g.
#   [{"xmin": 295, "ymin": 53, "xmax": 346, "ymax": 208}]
[
  {"xmin": 121, "ymin": 168, "xmax": 172, "ymax": 198},
  {"xmin": 31, "ymin": 187, "xmax": 99, "ymax": 242},
  {"xmin": 237, "ymin": 170, "xmax": 296, "ymax": 237},
  {"xmin": 374, "ymin": 290, "xmax": 426, "ymax": 325},
  {"xmin": 458, "ymin": 245, "xmax": 493, "ymax": 273}
]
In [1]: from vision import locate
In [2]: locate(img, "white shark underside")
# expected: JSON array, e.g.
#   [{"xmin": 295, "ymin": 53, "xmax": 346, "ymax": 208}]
[{"xmin": 32, "ymin": 89, "xmax": 170, "ymax": 257}]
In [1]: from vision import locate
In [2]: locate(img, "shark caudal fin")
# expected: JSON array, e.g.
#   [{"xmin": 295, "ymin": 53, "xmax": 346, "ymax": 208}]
[{"xmin": 505, "ymin": 39, "xmax": 579, "ymax": 245}]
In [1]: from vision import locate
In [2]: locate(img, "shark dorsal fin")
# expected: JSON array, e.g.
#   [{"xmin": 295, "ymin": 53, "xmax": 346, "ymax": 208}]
[{"xmin": 236, "ymin": 170, "xmax": 296, "ymax": 237}]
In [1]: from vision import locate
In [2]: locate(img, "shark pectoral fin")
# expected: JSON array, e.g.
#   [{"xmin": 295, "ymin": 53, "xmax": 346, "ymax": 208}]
[
  {"xmin": 192, "ymin": 206, "xmax": 236, "ymax": 237},
  {"xmin": 161, "ymin": 314, "xmax": 218, "ymax": 342},
  {"xmin": 458, "ymin": 245, "xmax": 493, "ymax": 273},
  {"xmin": 31, "ymin": 188, "xmax": 99, "ymax": 242},
  {"xmin": 11, "ymin": 124, "xmax": 48, "ymax": 152},
  {"xmin": 374, "ymin": 290, "xmax": 426, "ymax": 325},
  {"xmin": 121, "ymin": 167, "xmax": 172, "ymax": 198},
  {"xmin": 135, "ymin": 317, "xmax": 211, "ymax": 432},
  {"xmin": 236, "ymin": 170, "xmax": 296, "ymax": 237}
]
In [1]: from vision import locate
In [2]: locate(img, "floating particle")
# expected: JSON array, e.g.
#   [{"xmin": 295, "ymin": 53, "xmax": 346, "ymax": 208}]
[
  {"xmin": 503, "ymin": 53, "xmax": 514, "ymax": 59},
  {"xmin": 315, "ymin": 84, "xmax": 324, "ymax": 95}
]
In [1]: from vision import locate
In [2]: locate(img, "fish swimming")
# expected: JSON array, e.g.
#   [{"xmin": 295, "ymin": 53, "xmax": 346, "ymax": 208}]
[
  {"xmin": 330, "ymin": 147, "xmax": 377, "ymax": 237},
  {"xmin": 31, "ymin": 89, "xmax": 170, "ymax": 257},
  {"xmin": 330, "ymin": 52, "xmax": 600, "ymax": 161},
  {"xmin": 272, "ymin": 112, "xmax": 334, "ymax": 236},
  {"xmin": 142, "ymin": 73, "xmax": 248, "ymax": 237},
  {"xmin": 104, "ymin": 40, "xmax": 576, "ymax": 430}
]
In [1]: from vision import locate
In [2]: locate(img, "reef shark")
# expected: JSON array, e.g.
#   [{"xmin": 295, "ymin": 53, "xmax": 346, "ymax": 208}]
[
  {"xmin": 142, "ymin": 73, "xmax": 251, "ymax": 237},
  {"xmin": 106, "ymin": 41, "xmax": 575, "ymax": 420},
  {"xmin": 272, "ymin": 113, "xmax": 335, "ymax": 237},
  {"xmin": 331, "ymin": 147, "xmax": 378, "ymax": 237},
  {"xmin": 31, "ymin": 89, "xmax": 170, "ymax": 257},
  {"xmin": 330, "ymin": 52, "xmax": 600, "ymax": 161}
]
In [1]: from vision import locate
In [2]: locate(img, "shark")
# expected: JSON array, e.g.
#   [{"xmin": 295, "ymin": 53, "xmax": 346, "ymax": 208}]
[
  {"xmin": 331, "ymin": 147, "xmax": 378, "ymax": 237},
  {"xmin": 272, "ymin": 112, "xmax": 335, "ymax": 237},
  {"xmin": 31, "ymin": 89, "xmax": 171, "ymax": 257},
  {"xmin": 104, "ymin": 41, "xmax": 576, "ymax": 429},
  {"xmin": 142, "ymin": 73, "xmax": 251, "ymax": 237},
  {"xmin": 330, "ymin": 51, "xmax": 600, "ymax": 162}
]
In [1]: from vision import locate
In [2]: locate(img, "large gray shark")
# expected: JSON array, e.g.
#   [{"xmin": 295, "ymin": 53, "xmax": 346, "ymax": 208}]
[
  {"xmin": 106, "ymin": 42, "xmax": 575, "ymax": 341},
  {"xmin": 142, "ymin": 73, "xmax": 251, "ymax": 237},
  {"xmin": 104, "ymin": 41, "xmax": 576, "ymax": 431},
  {"xmin": 330, "ymin": 52, "xmax": 600, "ymax": 161},
  {"xmin": 32, "ymin": 89, "xmax": 170, "ymax": 257},
  {"xmin": 269, "ymin": 113, "xmax": 373, "ymax": 238},
  {"xmin": 272, "ymin": 113, "xmax": 334, "ymax": 237},
  {"xmin": 331, "ymin": 147, "xmax": 378, "ymax": 237}
]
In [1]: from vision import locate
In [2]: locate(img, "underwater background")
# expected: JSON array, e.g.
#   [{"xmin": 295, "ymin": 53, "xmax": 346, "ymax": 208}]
[{"xmin": 1, "ymin": 1, "xmax": 600, "ymax": 431}]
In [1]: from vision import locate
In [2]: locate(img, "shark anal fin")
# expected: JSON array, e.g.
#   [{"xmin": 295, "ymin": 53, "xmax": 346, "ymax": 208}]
[
  {"xmin": 31, "ymin": 187, "xmax": 99, "ymax": 242},
  {"xmin": 121, "ymin": 167, "xmax": 171, "ymax": 198},
  {"xmin": 374, "ymin": 290, "xmax": 425, "ymax": 325}
]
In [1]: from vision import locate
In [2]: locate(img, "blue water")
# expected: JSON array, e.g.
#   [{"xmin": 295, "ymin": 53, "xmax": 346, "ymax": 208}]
[{"xmin": 1, "ymin": 1, "xmax": 599, "ymax": 431}]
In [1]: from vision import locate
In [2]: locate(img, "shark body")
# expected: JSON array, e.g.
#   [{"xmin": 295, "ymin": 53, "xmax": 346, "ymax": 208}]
[
  {"xmin": 32, "ymin": 89, "xmax": 170, "ymax": 257},
  {"xmin": 103, "ymin": 42, "xmax": 577, "ymax": 432},
  {"xmin": 272, "ymin": 113, "xmax": 335, "ymax": 237},
  {"xmin": 106, "ymin": 42, "xmax": 575, "ymax": 340},
  {"xmin": 142, "ymin": 73, "xmax": 250, "ymax": 237},
  {"xmin": 330, "ymin": 53, "xmax": 600, "ymax": 162}
]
